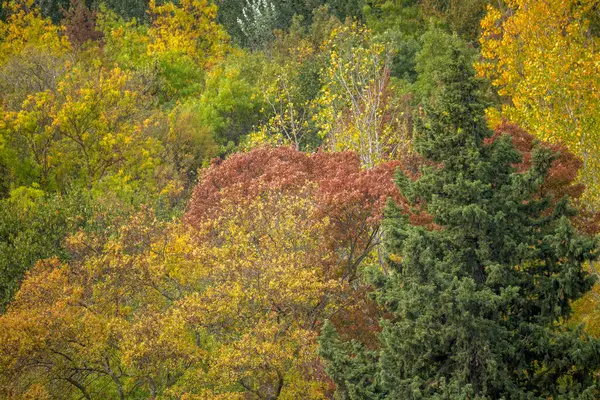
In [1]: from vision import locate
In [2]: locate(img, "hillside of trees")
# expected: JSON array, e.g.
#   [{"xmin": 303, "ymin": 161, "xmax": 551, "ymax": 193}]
[{"xmin": 1, "ymin": 0, "xmax": 600, "ymax": 398}]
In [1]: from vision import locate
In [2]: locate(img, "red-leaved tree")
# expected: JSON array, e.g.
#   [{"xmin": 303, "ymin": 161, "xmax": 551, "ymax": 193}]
[
  {"xmin": 185, "ymin": 147, "xmax": 429, "ymax": 345},
  {"xmin": 186, "ymin": 147, "xmax": 427, "ymax": 280}
]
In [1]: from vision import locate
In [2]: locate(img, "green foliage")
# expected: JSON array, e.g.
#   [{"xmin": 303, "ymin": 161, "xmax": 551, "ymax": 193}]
[
  {"xmin": 320, "ymin": 31, "xmax": 600, "ymax": 399},
  {"xmin": 413, "ymin": 24, "xmax": 477, "ymax": 103},
  {"xmin": 217, "ymin": 0, "xmax": 363, "ymax": 48},
  {"xmin": 420, "ymin": 0, "xmax": 488, "ymax": 43},
  {"xmin": 94, "ymin": 0, "xmax": 149, "ymax": 21},
  {"xmin": 363, "ymin": 0, "xmax": 423, "ymax": 37},
  {"xmin": 0, "ymin": 188, "xmax": 83, "ymax": 310},
  {"xmin": 33, "ymin": 0, "xmax": 70, "ymax": 23},
  {"xmin": 2, "ymin": 1, "xmax": 600, "ymax": 398},
  {"xmin": 196, "ymin": 50, "xmax": 265, "ymax": 147}
]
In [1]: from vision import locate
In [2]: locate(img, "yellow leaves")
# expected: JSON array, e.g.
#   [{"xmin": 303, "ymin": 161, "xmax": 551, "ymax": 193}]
[
  {"xmin": 2, "ymin": 61, "xmax": 168, "ymax": 195},
  {"xmin": 121, "ymin": 308, "xmax": 206, "ymax": 374},
  {"xmin": 21, "ymin": 384, "xmax": 52, "ymax": 400},
  {"xmin": 6, "ymin": 185, "xmax": 45, "ymax": 215},
  {"xmin": 0, "ymin": 188, "xmax": 343, "ymax": 396},
  {"xmin": 249, "ymin": 49, "xmax": 314, "ymax": 150},
  {"xmin": 175, "ymin": 191, "xmax": 338, "ymax": 396},
  {"xmin": 479, "ymin": 0, "xmax": 600, "ymax": 205},
  {"xmin": 0, "ymin": 1, "xmax": 71, "ymax": 65},
  {"xmin": 206, "ymin": 319, "xmax": 327, "ymax": 399},
  {"xmin": 147, "ymin": 0, "xmax": 229, "ymax": 67},
  {"xmin": 314, "ymin": 21, "xmax": 406, "ymax": 167}
]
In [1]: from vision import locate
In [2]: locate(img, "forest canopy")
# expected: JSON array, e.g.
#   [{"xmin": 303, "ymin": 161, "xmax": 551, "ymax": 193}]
[{"xmin": 1, "ymin": 0, "xmax": 600, "ymax": 399}]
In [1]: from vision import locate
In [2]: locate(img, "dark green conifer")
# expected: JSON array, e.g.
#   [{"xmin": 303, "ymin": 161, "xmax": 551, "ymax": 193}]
[{"xmin": 320, "ymin": 33, "xmax": 600, "ymax": 400}]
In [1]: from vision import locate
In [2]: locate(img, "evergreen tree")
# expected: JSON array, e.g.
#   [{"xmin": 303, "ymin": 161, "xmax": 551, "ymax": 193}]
[{"xmin": 320, "ymin": 34, "xmax": 600, "ymax": 399}]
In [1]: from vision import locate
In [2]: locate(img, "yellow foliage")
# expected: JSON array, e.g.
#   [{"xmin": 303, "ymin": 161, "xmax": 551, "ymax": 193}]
[
  {"xmin": 0, "ymin": 0, "xmax": 71, "ymax": 65},
  {"xmin": 242, "ymin": 126, "xmax": 287, "ymax": 150},
  {"xmin": 478, "ymin": 0, "xmax": 600, "ymax": 206},
  {"xmin": 174, "ymin": 191, "xmax": 339, "ymax": 398},
  {"xmin": 2, "ymin": 63, "xmax": 166, "ymax": 194},
  {"xmin": 0, "ymin": 192, "xmax": 342, "ymax": 397},
  {"xmin": 315, "ymin": 22, "xmax": 405, "ymax": 167},
  {"xmin": 147, "ymin": 0, "xmax": 229, "ymax": 67}
]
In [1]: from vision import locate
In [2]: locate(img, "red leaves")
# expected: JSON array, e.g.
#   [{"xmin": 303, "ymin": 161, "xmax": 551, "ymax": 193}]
[
  {"xmin": 63, "ymin": 0, "xmax": 104, "ymax": 48},
  {"xmin": 185, "ymin": 146, "xmax": 438, "ymax": 285},
  {"xmin": 186, "ymin": 146, "xmax": 404, "ymax": 233},
  {"xmin": 186, "ymin": 147, "xmax": 314, "ymax": 226},
  {"xmin": 492, "ymin": 121, "xmax": 584, "ymax": 199}
]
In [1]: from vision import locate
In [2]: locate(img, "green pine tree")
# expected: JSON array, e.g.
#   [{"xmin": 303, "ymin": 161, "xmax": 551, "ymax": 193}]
[{"xmin": 319, "ymin": 34, "xmax": 600, "ymax": 400}]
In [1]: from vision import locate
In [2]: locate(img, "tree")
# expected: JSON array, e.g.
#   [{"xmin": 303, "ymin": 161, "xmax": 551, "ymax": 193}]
[
  {"xmin": 62, "ymin": 0, "xmax": 103, "ymax": 48},
  {"xmin": 419, "ymin": 0, "xmax": 487, "ymax": 43},
  {"xmin": 0, "ymin": 0, "xmax": 71, "ymax": 112},
  {"xmin": 478, "ymin": 0, "xmax": 600, "ymax": 208},
  {"xmin": 181, "ymin": 191, "xmax": 340, "ymax": 399},
  {"xmin": 242, "ymin": 10, "xmax": 336, "ymax": 151},
  {"xmin": 147, "ymin": 0, "xmax": 229, "ymax": 68},
  {"xmin": 0, "ymin": 192, "xmax": 338, "ymax": 398},
  {"xmin": 363, "ymin": 0, "xmax": 424, "ymax": 38},
  {"xmin": 195, "ymin": 50, "xmax": 265, "ymax": 147},
  {"xmin": 0, "ymin": 210, "xmax": 205, "ymax": 399},
  {"xmin": 1, "ymin": 64, "xmax": 166, "ymax": 194},
  {"xmin": 320, "ymin": 38, "xmax": 600, "ymax": 399},
  {"xmin": 27, "ymin": 0, "xmax": 70, "ymax": 23},
  {"xmin": 316, "ymin": 22, "xmax": 409, "ymax": 167},
  {"xmin": 161, "ymin": 101, "xmax": 219, "ymax": 184},
  {"xmin": 0, "ymin": 0, "xmax": 70, "ymax": 65},
  {"xmin": 185, "ymin": 146, "xmax": 419, "ymax": 279},
  {"xmin": 102, "ymin": 0, "xmax": 231, "ymax": 103},
  {"xmin": 250, "ymin": 41, "xmax": 320, "ymax": 150},
  {"xmin": 216, "ymin": 0, "xmax": 362, "ymax": 48},
  {"xmin": 490, "ymin": 121, "xmax": 600, "ymax": 236},
  {"xmin": 93, "ymin": 0, "xmax": 149, "ymax": 22},
  {"xmin": 236, "ymin": 0, "xmax": 278, "ymax": 49},
  {"xmin": 412, "ymin": 24, "xmax": 476, "ymax": 104}
]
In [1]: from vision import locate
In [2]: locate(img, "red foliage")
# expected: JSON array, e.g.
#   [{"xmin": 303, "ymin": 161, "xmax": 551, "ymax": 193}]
[
  {"xmin": 185, "ymin": 147, "xmax": 412, "ymax": 343},
  {"xmin": 186, "ymin": 147, "xmax": 430, "ymax": 225},
  {"xmin": 62, "ymin": 0, "xmax": 103, "ymax": 48},
  {"xmin": 185, "ymin": 147, "xmax": 434, "ymax": 277},
  {"xmin": 186, "ymin": 147, "xmax": 315, "ymax": 225}
]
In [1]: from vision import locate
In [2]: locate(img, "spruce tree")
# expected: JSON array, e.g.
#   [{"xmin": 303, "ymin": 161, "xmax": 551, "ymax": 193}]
[{"xmin": 319, "ymin": 36, "xmax": 600, "ymax": 399}]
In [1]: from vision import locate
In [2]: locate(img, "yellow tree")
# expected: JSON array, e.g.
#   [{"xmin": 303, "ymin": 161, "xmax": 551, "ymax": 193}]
[
  {"xmin": 1, "ymin": 64, "xmax": 167, "ymax": 194},
  {"xmin": 315, "ymin": 22, "xmax": 408, "ymax": 167},
  {"xmin": 0, "ymin": 193, "xmax": 342, "ymax": 399},
  {"xmin": 147, "ymin": 0, "xmax": 229, "ymax": 68},
  {"xmin": 174, "ymin": 191, "xmax": 340, "ymax": 399},
  {"xmin": 0, "ymin": 210, "xmax": 206, "ymax": 399},
  {"xmin": 0, "ymin": 0, "xmax": 70, "ymax": 65},
  {"xmin": 0, "ymin": 91, "xmax": 58, "ymax": 187},
  {"xmin": 97, "ymin": 0, "xmax": 230, "ymax": 102},
  {"xmin": 54, "ymin": 65, "xmax": 162, "ymax": 190},
  {"xmin": 478, "ymin": 0, "xmax": 600, "ymax": 206},
  {"xmin": 0, "ymin": 0, "xmax": 71, "ymax": 111}
]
